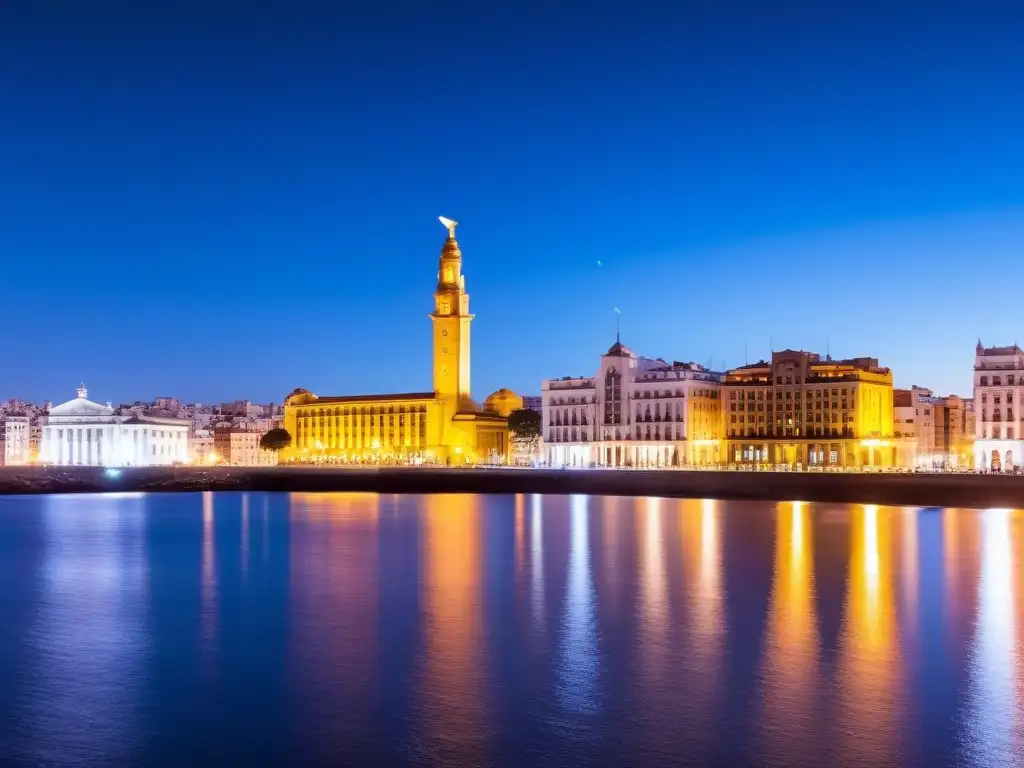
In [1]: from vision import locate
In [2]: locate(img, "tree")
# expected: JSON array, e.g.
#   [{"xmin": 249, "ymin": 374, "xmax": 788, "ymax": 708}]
[
  {"xmin": 260, "ymin": 427, "xmax": 293, "ymax": 453},
  {"xmin": 508, "ymin": 408, "xmax": 541, "ymax": 464},
  {"xmin": 508, "ymin": 408, "xmax": 541, "ymax": 441}
]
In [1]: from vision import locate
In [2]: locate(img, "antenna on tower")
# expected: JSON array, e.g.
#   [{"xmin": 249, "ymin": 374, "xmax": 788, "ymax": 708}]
[{"xmin": 613, "ymin": 307, "xmax": 621, "ymax": 342}]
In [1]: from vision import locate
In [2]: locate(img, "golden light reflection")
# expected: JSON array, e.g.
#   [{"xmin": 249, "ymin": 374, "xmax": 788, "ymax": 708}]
[
  {"xmin": 836, "ymin": 504, "xmax": 905, "ymax": 762},
  {"xmin": 290, "ymin": 492, "xmax": 381, "ymax": 522},
  {"xmin": 416, "ymin": 494, "xmax": 487, "ymax": 763},
  {"xmin": 515, "ymin": 494, "xmax": 525, "ymax": 591},
  {"xmin": 757, "ymin": 501, "xmax": 820, "ymax": 755}
]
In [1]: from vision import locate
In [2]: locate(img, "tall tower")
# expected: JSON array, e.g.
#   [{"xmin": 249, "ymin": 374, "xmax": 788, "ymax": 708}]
[{"xmin": 431, "ymin": 217, "xmax": 474, "ymax": 408}]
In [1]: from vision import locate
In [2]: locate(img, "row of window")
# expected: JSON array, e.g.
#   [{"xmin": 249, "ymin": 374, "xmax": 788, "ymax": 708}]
[{"xmin": 979, "ymin": 375, "xmax": 1021, "ymax": 386}]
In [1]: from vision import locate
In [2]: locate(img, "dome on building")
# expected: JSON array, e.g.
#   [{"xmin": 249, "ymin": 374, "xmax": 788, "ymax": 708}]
[
  {"xmin": 606, "ymin": 340, "xmax": 635, "ymax": 357},
  {"xmin": 284, "ymin": 388, "xmax": 318, "ymax": 406},
  {"xmin": 483, "ymin": 388, "xmax": 523, "ymax": 418}
]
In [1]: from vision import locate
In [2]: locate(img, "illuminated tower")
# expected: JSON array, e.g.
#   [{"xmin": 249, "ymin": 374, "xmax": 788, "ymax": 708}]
[{"xmin": 431, "ymin": 217, "xmax": 473, "ymax": 409}]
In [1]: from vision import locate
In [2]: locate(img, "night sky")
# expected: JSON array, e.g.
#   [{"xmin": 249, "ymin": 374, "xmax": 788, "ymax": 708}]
[{"xmin": 2, "ymin": 1, "xmax": 1022, "ymax": 405}]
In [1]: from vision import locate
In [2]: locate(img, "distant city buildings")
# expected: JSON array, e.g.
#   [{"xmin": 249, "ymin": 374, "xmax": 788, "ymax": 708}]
[{"xmin": 973, "ymin": 341, "xmax": 1024, "ymax": 472}]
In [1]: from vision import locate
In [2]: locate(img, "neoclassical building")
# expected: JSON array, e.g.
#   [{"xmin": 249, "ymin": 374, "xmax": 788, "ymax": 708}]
[
  {"xmin": 42, "ymin": 385, "xmax": 190, "ymax": 467},
  {"xmin": 542, "ymin": 338, "xmax": 724, "ymax": 467},
  {"xmin": 282, "ymin": 219, "xmax": 514, "ymax": 464},
  {"xmin": 973, "ymin": 341, "xmax": 1024, "ymax": 472}
]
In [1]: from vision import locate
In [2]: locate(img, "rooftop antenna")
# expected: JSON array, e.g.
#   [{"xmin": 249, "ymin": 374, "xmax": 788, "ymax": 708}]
[{"xmin": 613, "ymin": 307, "xmax": 621, "ymax": 342}]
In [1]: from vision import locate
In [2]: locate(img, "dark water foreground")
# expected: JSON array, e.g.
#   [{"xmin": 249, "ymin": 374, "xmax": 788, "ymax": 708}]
[
  {"xmin": 0, "ymin": 492, "xmax": 1022, "ymax": 768},
  {"xmin": 3, "ymin": 466, "xmax": 1024, "ymax": 507}
]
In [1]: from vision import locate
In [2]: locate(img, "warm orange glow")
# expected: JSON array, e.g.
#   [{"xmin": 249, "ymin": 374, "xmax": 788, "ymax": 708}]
[
  {"xmin": 417, "ymin": 494, "xmax": 485, "ymax": 762},
  {"xmin": 757, "ymin": 501, "xmax": 820, "ymax": 752},
  {"xmin": 836, "ymin": 504, "xmax": 905, "ymax": 762}
]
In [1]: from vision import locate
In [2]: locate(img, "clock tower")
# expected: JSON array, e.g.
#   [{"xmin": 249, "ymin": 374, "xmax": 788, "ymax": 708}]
[{"xmin": 431, "ymin": 217, "xmax": 473, "ymax": 409}]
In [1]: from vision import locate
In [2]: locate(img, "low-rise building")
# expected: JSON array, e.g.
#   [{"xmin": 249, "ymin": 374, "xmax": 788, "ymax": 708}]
[
  {"xmin": 214, "ymin": 426, "xmax": 278, "ymax": 466},
  {"xmin": 542, "ymin": 337, "xmax": 723, "ymax": 468},
  {"xmin": 893, "ymin": 386, "xmax": 970, "ymax": 469}
]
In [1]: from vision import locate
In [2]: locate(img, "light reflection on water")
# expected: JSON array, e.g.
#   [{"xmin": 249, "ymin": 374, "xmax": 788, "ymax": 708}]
[{"xmin": 0, "ymin": 493, "xmax": 1022, "ymax": 767}]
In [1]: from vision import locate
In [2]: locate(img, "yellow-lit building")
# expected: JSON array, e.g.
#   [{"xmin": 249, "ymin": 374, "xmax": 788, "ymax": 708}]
[
  {"xmin": 724, "ymin": 350, "xmax": 895, "ymax": 468},
  {"xmin": 283, "ymin": 219, "xmax": 514, "ymax": 465}
]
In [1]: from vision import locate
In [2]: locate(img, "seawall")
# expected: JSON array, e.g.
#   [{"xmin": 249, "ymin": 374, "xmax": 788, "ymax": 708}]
[{"xmin": 1, "ymin": 466, "xmax": 1023, "ymax": 508}]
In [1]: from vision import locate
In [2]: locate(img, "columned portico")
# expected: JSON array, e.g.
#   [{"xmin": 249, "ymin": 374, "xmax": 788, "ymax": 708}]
[{"xmin": 42, "ymin": 386, "xmax": 190, "ymax": 468}]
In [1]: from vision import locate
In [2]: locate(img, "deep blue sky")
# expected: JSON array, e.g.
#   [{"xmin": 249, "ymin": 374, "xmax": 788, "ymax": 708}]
[{"xmin": 2, "ymin": 1, "xmax": 1022, "ymax": 405}]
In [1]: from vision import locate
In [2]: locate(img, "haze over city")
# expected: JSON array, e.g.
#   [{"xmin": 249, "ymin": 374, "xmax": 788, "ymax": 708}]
[{"xmin": 2, "ymin": 1, "xmax": 1022, "ymax": 403}]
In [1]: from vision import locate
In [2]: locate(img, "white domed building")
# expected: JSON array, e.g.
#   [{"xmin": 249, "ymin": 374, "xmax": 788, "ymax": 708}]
[{"xmin": 42, "ymin": 385, "xmax": 190, "ymax": 467}]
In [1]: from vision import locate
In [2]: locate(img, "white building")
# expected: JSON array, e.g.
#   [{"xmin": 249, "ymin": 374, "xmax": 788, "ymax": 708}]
[
  {"xmin": 542, "ymin": 338, "xmax": 723, "ymax": 468},
  {"xmin": 3, "ymin": 415, "xmax": 30, "ymax": 465},
  {"xmin": 973, "ymin": 341, "xmax": 1024, "ymax": 472},
  {"xmin": 42, "ymin": 385, "xmax": 190, "ymax": 467}
]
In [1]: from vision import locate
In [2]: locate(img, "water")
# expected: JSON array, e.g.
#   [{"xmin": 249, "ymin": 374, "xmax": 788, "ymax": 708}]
[{"xmin": 0, "ymin": 493, "xmax": 1021, "ymax": 768}]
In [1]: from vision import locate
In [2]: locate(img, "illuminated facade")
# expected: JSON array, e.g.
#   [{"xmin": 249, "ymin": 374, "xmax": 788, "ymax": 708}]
[
  {"xmin": 972, "ymin": 341, "xmax": 1024, "ymax": 472},
  {"xmin": 283, "ymin": 220, "xmax": 512, "ymax": 464},
  {"xmin": 724, "ymin": 350, "xmax": 895, "ymax": 468},
  {"xmin": 894, "ymin": 386, "xmax": 970, "ymax": 468},
  {"xmin": 541, "ymin": 338, "xmax": 723, "ymax": 467},
  {"xmin": 41, "ymin": 385, "xmax": 189, "ymax": 466}
]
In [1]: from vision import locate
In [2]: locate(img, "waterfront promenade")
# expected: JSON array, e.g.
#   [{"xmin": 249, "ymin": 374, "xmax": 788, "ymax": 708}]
[{"xmin": 1, "ymin": 465, "xmax": 1023, "ymax": 507}]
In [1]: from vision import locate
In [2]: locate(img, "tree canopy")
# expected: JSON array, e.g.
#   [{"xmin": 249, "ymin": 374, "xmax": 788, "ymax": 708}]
[
  {"xmin": 507, "ymin": 408, "xmax": 541, "ymax": 440},
  {"xmin": 259, "ymin": 427, "xmax": 293, "ymax": 452}
]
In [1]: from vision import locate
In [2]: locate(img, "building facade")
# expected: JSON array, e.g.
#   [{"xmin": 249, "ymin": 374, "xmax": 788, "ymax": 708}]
[
  {"xmin": 893, "ymin": 386, "xmax": 970, "ymax": 468},
  {"xmin": 724, "ymin": 350, "xmax": 895, "ymax": 468},
  {"xmin": 283, "ymin": 219, "xmax": 514, "ymax": 465},
  {"xmin": 542, "ymin": 339, "xmax": 723, "ymax": 468},
  {"xmin": 3, "ymin": 415, "xmax": 30, "ymax": 465},
  {"xmin": 214, "ymin": 427, "xmax": 278, "ymax": 466},
  {"xmin": 42, "ymin": 386, "xmax": 190, "ymax": 467},
  {"xmin": 973, "ymin": 341, "xmax": 1024, "ymax": 472}
]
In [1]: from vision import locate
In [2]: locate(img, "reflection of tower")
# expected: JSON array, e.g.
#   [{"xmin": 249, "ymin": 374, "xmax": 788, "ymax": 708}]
[
  {"xmin": 416, "ymin": 494, "xmax": 485, "ymax": 763},
  {"xmin": 431, "ymin": 218, "xmax": 473, "ymax": 410}
]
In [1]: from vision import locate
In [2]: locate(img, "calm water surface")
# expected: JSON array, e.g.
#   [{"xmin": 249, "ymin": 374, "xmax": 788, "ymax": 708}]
[{"xmin": 0, "ymin": 492, "xmax": 1022, "ymax": 767}]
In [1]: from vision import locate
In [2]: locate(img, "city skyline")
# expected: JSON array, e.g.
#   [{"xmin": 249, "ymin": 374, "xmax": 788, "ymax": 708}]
[{"xmin": 3, "ymin": 2, "xmax": 1022, "ymax": 403}]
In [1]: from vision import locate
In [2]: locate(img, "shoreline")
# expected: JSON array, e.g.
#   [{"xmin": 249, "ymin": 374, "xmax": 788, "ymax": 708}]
[{"xmin": 1, "ymin": 466, "xmax": 1023, "ymax": 508}]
